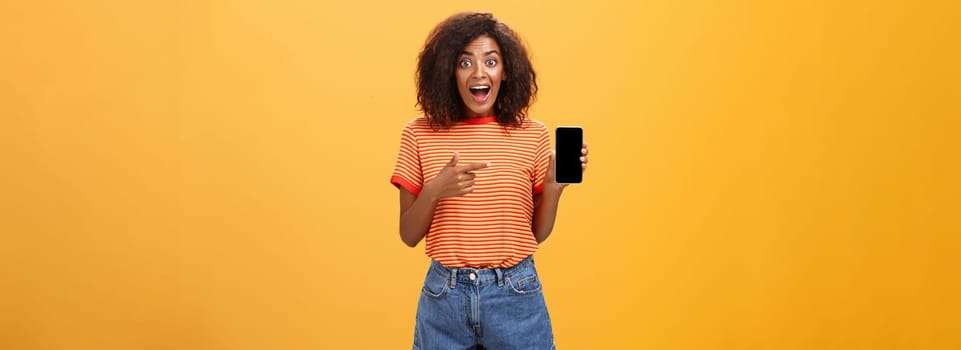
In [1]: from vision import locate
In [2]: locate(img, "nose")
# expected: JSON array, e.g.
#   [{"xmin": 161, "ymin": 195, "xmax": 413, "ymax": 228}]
[{"xmin": 472, "ymin": 62, "xmax": 486, "ymax": 79}]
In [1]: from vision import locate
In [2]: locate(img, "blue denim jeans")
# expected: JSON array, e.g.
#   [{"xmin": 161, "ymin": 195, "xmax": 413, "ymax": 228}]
[{"xmin": 413, "ymin": 255, "xmax": 555, "ymax": 349}]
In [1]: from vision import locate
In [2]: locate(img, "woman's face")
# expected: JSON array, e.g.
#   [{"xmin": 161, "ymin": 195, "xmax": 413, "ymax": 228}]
[{"xmin": 456, "ymin": 35, "xmax": 504, "ymax": 118}]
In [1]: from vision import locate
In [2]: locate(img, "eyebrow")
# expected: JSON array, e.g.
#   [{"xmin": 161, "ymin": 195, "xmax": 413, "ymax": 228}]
[{"xmin": 460, "ymin": 50, "xmax": 501, "ymax": 57}]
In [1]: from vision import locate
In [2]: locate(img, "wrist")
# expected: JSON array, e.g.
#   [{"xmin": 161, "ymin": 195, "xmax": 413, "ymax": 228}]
[
  {"xmin": 541, "ymin": 183, "xmax": 565, "ymax": 197},
  {"xmin": 420, "ymin": 182, "xmax": 441, "ymax": 202}
]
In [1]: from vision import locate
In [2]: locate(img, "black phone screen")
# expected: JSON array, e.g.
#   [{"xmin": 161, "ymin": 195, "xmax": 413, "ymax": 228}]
[{"xmin": 555, "ymin": 127, "xmax": 583, "ymax": 184}]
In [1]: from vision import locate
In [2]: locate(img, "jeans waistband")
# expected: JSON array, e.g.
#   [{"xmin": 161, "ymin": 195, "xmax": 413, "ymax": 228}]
[{"xmin": 430, "ymin": 255, "xmax": 535, "ymax": 287}]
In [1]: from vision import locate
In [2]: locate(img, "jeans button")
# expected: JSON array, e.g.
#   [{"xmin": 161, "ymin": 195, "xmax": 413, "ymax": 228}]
[{"xmin": 469, "ymin": 273, "xmax": 476, "ymax": 281}]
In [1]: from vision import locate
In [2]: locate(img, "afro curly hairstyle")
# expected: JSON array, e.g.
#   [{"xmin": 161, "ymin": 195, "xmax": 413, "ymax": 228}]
[{"xmin": 416, "ymin": 12, "xmax": 538, "ymax": 130}]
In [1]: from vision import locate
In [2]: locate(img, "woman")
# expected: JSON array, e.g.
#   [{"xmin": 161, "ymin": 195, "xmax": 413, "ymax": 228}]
[{"xmin": 390, "ymin": 12, "xmax": 588, "ymax": 349}]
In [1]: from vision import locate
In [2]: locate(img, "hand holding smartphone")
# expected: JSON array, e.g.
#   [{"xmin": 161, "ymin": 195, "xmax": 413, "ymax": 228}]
[{"xmin": 555, "ymin": 126, "xmax": 583, "ymax": 184}]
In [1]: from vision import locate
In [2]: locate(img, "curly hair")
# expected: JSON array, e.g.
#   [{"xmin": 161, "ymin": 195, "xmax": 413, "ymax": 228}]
[{"xmin": 416, "ymin": 12, "xmax": 538, "ymax": 129}]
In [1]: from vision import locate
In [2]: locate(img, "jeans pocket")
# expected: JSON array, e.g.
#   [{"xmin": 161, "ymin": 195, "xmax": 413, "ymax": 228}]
[
  {"xmin": 506, "ymin": 270, "xmax": 543, "ymax": 296},
  {"xmin": 421, "ymin": 268, "xmax": 450, "ymax": 298}
]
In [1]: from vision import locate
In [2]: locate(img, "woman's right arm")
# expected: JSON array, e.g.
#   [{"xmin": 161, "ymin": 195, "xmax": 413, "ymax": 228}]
[
  {"xmin": 398, "ymin": 188, "xmax": 439, "ymax": 247},
  {"xmin": 398, "ymin": 152, "xmax": 489, "ymax": 247}
]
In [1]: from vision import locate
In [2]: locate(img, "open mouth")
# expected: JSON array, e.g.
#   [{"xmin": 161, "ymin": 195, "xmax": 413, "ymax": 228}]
[{"xmin": 469, "ymin": 85, "xmax": 491, "ymax": 103}]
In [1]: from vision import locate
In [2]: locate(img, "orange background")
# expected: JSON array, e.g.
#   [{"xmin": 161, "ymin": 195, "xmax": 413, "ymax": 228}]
[{"xmin": 2, "ymin": 0, "xmax": 959, "ymax": 348}]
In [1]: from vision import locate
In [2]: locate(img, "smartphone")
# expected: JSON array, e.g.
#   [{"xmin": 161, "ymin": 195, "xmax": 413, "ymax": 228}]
[{"xmin": 555, "ymin": 126, "xmax": 583, "ymax": 184}]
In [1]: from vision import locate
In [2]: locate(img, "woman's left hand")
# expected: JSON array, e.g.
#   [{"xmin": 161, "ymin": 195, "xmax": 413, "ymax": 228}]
[{"xmin": 544, "ymin": 141, "xmax": 588, "ymax": 193}]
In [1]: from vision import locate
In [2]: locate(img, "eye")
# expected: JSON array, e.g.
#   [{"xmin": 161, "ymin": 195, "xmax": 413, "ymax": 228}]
[
  {"xmin": 459, "ymin": 59, "xmax": 472, "ymax": 68},
  {"xmin": 485, "ymin": 59, "xmax": 497, "ymax": 67}
]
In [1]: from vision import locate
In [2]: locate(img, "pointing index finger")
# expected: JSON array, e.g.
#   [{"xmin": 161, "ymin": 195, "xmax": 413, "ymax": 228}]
[{"xmin": 460, "ymin": 162, "xmax": 491, "ymax": 172}]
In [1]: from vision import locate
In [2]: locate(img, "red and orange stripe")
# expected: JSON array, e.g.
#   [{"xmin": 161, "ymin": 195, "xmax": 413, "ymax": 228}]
[{"xmin": 391, "ymin": 116, "xmax": 550, "ymax": 268}]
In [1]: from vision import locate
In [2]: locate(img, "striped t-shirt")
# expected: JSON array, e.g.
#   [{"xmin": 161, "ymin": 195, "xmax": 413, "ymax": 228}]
[{"xmin": 391, "ymin": 116, "xmax": 551, "ymax": 268}]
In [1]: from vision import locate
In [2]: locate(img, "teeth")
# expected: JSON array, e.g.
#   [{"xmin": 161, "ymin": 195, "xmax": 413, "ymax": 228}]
[{"xmin": 470, "ymin": 86, "xmax": 490, "ymax": 90}]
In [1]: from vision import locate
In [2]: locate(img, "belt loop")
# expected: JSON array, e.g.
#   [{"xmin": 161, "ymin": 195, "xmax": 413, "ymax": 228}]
[
  {"xmin": 495, "ymin": 268, "xmax": 504, "ymax": 287},
  {"xmin": 449, "ymin": 267, "xmax": 457, "ymax": 288}
]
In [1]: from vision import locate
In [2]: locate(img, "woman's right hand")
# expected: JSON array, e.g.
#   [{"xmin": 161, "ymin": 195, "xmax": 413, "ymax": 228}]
[{"xmin": 422, "ymin": 152, "xmax": 490, "ymax": 200}]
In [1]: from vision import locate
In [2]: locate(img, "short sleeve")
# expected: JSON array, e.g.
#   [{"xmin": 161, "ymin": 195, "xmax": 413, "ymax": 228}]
[
  {"xmin": 390, "ymin": 122, "xmax": 424, "ymax": 195},
  {"xmin": 532, "ymin": 123, "xmax": 551, "ymax": 195}
]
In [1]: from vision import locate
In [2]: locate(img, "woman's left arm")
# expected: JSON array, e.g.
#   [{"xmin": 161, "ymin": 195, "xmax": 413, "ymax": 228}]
[{"xmin": 532, "ymin": 142, "xmax": 588, "ymax": 243}]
